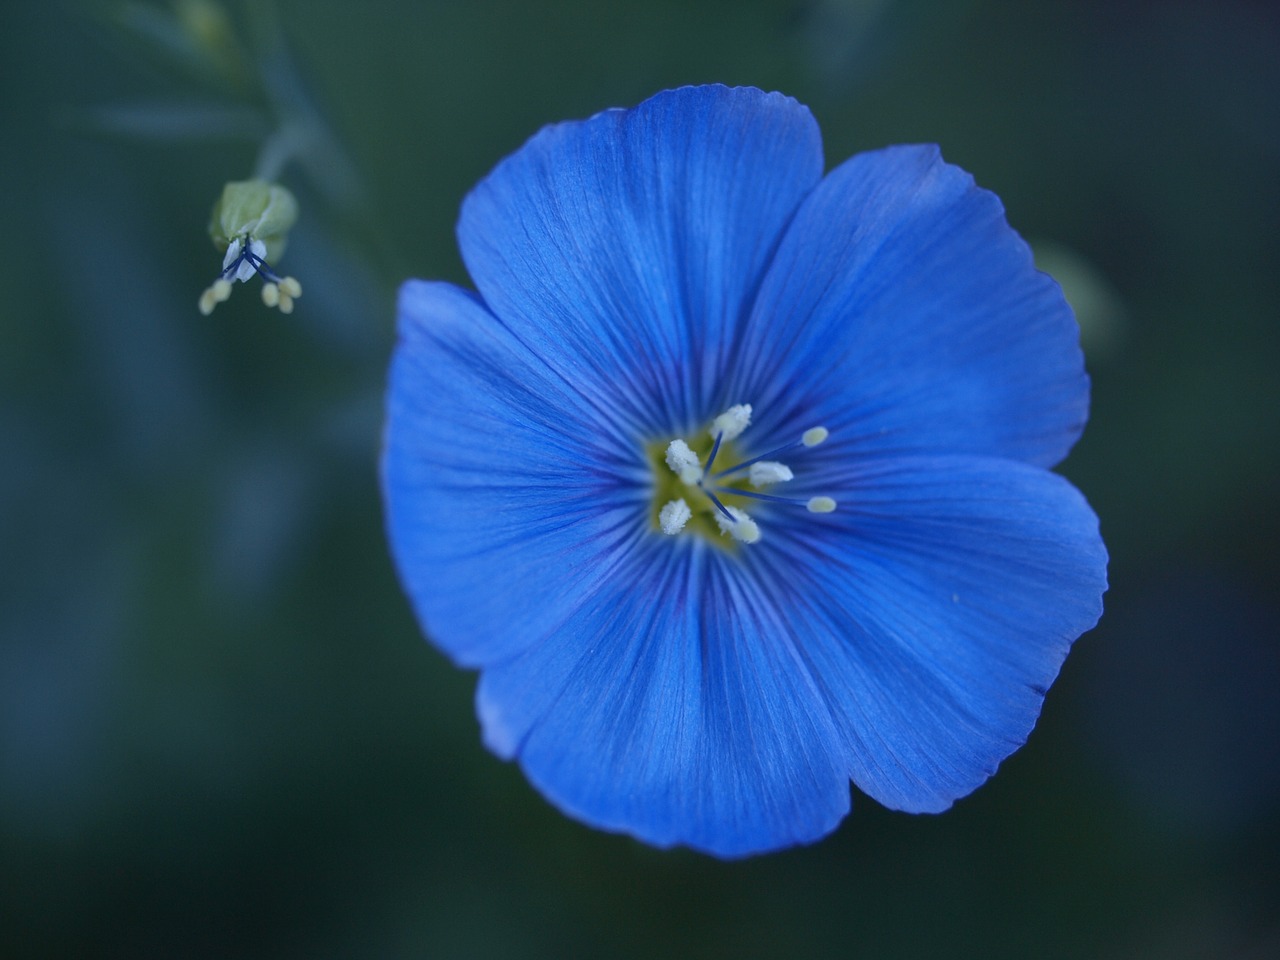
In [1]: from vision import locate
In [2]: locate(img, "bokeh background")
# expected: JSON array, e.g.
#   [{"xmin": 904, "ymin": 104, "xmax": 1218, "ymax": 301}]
[{"xmin": 3, "ymin": 0, "xmax": 1278, "ymax": 957}]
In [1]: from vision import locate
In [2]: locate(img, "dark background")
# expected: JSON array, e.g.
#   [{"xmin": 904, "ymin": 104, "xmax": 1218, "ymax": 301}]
[{"xmin": 3, "ymin": 1, "xmax": 1278, "ymax": 956}]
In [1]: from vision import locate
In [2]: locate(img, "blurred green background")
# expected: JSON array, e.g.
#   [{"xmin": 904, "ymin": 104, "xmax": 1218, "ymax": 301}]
[{"xmin": 3, "ymin": 0, "xmax": 1278, "ymax": 957}]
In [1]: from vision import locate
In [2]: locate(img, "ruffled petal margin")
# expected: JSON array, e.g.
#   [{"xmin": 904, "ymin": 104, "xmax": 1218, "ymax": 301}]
[
  {"xmin": 473, "ymin": 453, "xmax": 1104, "ymax": 855},
  {"xmin": 477, "ymin": 540, "xmax": 851, "ymax": 858},
  {"xmin": 457, "ymin": 84, "xmax": 824, "ymax": 436},
  {"xmin": 756, "ymin": 454, "xmax": 1108, "ymax": 812},
  {"xmin": 385, "ymin": 279, "xmax": 854, "ymax": 858},
  {"xmin": 384, "ymin": 92, "xmax": 1108, "ymax": 859},
  {"xmin": 732, "ymin": 145, "xmax": 1089, "ymax": 469}
]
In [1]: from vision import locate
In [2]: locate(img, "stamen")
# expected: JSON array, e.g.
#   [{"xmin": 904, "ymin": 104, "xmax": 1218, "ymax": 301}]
[
  {"xmin": 702, "ymin": 488, "xmax": 737, "ymax": 523},
  {"xmin": 654, "ymin": 415, "xmax": 832, "ymax": 545},
  {"xmin": 713, "ymin": 426, "xmax": 829, "ymax": 480},
  {"xmin": 748, "ymin": 461, "xmax": 793, "ymax": 487},
  {"xmin": 712, "ymin": 404, "xmax": 752, "ymax": 442},
  {"xmin": 202, "ymin": 237, "xmax": 303, "ymax": 315},
  {"xmin": 198, "ymin": 278, "xmax": 233, "ymax": 316},
  {"xmin": 729, "ymin": 490, "xmax": 813, "ymax": 506},
  {"xmin": 659, "ymin": 499, "xmax": 692, "ymax": 535},
  {"xmin": 703, "ymin": 431, "xmax": 725, "ymax": 475},
  {"xmin": 263, "ymin": 272, "xmax": 300, "ymax": 313},
  {"xmin": 664, "ymin": 439, "xmax": 702, "ymax": 484},
  {"xmin": 715, "ymin": 505, "xmax": 760, "ymax": 544},
  {"xmin": 242, "ymin": 243, "xmax": 285, "ymax": 283},
  {"xmin": 221, "ymin": 238, "xmax": 264, "ymax": 283},
  {"xmin": 803, "ymin": 426, "xmax": 829, "ymax": 447}
]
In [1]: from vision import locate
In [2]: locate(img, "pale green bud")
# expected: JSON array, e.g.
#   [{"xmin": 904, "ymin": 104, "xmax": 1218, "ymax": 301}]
[
  {"xmin": 208, "ymin": 179, "xmax": 298, "ymax": 262},
  {"xmin": 176, "ymin": 0, "xmax": 236, "ymax": 54},
  {"xmin": 175, "ymin": 0, "xmax": 246, "ymax": 84}
]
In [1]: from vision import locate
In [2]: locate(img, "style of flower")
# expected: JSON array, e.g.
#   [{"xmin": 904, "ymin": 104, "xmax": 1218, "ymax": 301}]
[{"xmin": 381, "ymin": 85, "xmax": 1108, "ymax": 857}]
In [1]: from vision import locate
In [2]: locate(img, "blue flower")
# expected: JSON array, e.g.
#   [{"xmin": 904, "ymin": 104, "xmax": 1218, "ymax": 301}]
[{"xmin": 382, "ymin": 85, "xmax": 1108, "ymax": 858}]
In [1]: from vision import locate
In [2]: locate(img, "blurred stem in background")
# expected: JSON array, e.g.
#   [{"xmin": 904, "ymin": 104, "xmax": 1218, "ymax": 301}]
[{"xmin": 79, "ymin": 0, "xmax": 397, "ymax": 320}]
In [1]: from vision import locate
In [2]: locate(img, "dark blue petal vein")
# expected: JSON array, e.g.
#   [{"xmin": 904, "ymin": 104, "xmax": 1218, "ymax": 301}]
[
  {"xmin": 477, "ymin": 539, "xmax": 851, "ymax": 858},
  {"xmin": 755, "ymin": 454, "xmax": 1107, "ymax": 812},
  {"xmin": 458, "ymin": 85, "xmax": 824, "ymax": 437},
  {"xmin": 384, "ymin": 281, "xmax": 650, "ymax": 669},
  {"xmin": 382, "ymin": 86, "xmax": 1109, "ymax": 858},
  {"xmin": 735, "ymin": 145, "xmax": 1089, "ymax": 468}
]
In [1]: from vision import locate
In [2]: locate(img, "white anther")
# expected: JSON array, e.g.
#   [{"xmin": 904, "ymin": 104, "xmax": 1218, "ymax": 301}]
[
  {"xmin": 802, "ymin": 426, "xmax": 829, "ymax": 447},
  {"xmin": 715, "ymin": 505, "xmax": 760, "ymax": 544},
  {"xmin": 664, "ymin": 439, "xmax": 702, "ymax": 484},
  {"xmin": 748, "ymin": 461, "xmax": 793, "ymax": 487},
  {"xmin": 659, "ymin": 499, "xmax": 692, "ymax": 535},
  {"xmin": 712, "ymin": 404, "xmax": 752, "ymax": 442},
  {"xmin": 807, "ymin": 496, "xmax": 837, "ymax": 513}
]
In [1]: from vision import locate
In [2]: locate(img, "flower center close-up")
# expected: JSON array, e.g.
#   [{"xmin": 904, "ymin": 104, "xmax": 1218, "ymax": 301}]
[{"xmin": 648, "ymin": 403, "xmax": 835, "ymax": 547}]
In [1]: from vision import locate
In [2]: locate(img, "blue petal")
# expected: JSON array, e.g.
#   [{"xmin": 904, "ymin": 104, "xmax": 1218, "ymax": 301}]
[
  {"xmin": 457, "ymin": 84, "xmax": 824, "ymax": 436},
  {"xmin": 476, "ymin": 540, "xmax": 851, "ymax": 858},
  {"xmin": 383, "ymin": 280, "xmax": 651, "ymax": 668},
  {"xmin": 755, "ymin": 455, "xmax": 1108, "ymax": 812},
  {"xmin": 729, "ymin": 145, "xmax": 1089, "ymax": 468}
]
